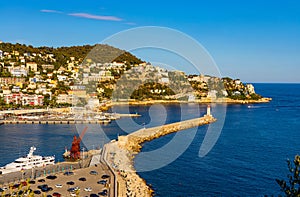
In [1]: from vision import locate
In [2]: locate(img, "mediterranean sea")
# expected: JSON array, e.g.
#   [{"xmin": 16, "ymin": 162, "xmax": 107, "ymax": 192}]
[{"xmin": 0, "ymin": 83, "xmax": 299, "ymax": 196}]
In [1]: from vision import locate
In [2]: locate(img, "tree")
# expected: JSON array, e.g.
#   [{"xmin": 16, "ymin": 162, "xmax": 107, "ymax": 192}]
[
  {"xmin": 276, "ymin": 155, "xmax": 300, "ymax": 196},
  {"xmin": 43, "ymin": 94, "xmax": 51, "ymax": 106}
]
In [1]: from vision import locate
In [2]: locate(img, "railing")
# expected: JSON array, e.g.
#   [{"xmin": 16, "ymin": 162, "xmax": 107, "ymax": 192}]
[{"xmin": 101, "ymin": 144, "xmax": 118, "ymax": 197}]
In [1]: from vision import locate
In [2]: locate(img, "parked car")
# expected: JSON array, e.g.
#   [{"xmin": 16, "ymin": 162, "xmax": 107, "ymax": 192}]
[
  {"xmin": 55, "ymin": 184, "xmax": 63, "ymax": 188},
  {"xmin": 101, "ymin": 174, "xmax": 110, "ymax": 179},
  {"xmin": 97, "ymin": 180, "xmax": 107, "ymax": 185},
  {"xmin": 84, "ymin": 187, "xmax": 92, "ymax": 192},
  {"xmin": 28, "ymin": 180, "xmax": 35, "ymax": 184},
  {"xmin": 34, "ymin": 190, "xmax": 41, "ymax": 194},
  {"xmin": 53, "ymin": 192, "xmax": 62, "ymax": 197},
  {"xmin": 90, "ymin": 170, "xmax": 98, "ymax": 175},
  {"xmin": 79, "ymin": 177, "xmax": 87, "ymax": 181},
  {"xmin": 64, "ymin": 171, "xmax": 74, "ymax": 176}
]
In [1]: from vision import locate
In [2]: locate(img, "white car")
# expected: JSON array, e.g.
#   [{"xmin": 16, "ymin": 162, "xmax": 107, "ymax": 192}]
[
  {"xmin": 55, "ymin": 184, "xmax": 63, "ymax": 188},
  {"xmin": 70, "ymin": 193, "xmax": 77, "ymax": 197},
  {"xmin": 74, "ymin": 186, "xmax": 80, "ymax": 191},
  {"xmin": 84, "ymin": 187, "xmax": 92, "ymax": 192}
]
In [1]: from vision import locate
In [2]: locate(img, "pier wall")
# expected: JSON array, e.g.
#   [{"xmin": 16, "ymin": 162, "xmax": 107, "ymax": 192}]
[
  {"xmin": 120, "ymin": 115, "xmax": 216, "ymax": 152},
  {"xmin": 105, "ymin": 114, "xmax": 216, "ymax": 197}
]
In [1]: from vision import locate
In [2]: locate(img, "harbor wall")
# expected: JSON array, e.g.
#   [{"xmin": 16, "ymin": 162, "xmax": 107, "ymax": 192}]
[{"xmin": 105, "ymin": 114, "xmax": 216, "ymax": 197}]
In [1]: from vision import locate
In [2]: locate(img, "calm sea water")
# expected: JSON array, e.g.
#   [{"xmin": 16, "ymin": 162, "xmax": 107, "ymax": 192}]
[{"xmin": 0, "ymin": 84, "xmax": 299, "ymax": 196}]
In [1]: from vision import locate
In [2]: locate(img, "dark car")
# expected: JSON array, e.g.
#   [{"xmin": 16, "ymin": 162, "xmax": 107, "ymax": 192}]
[
  {"xmin": 97, "ymin": 180, "xmax": 107, "ymax": 185},
  {"xmin": 38, "ymin": 184, "xmax": 48, "ymax": 189},
  {"xmin": 46, "ymin": 175, "xmax": 57, "ymax": 180},
  {"xmin": 63, "ymin": 171, "xmax": 74, "ymax": 176},
  {"xmin": 98, "ymin": 191, "xmax": 107, "ymax": 196},
  {"xmin": 90, "ymin": 170, "xmax": 98, "ymax": 175},
  {"xmin": 11, "ymin": 184, "xmax": 20, "ymax": 189},
  {"xmin": 79, "ymin": 177, "xmax": 87, "ymax": 181},
  {"xmin": 34, "ymin": 190, "xmax": 41, "ymax": 194},
  {"xmin": 66, "ymin": 181, "xmax": 75, "ymax": 185},
  {"xmin": 67, "ymin": 187, "xmax": 78, "ymax": 193},
  {"xmin": 0, "ymin": 188, "xmax": 4, "ymax": 192},
  {"xmin": 101, "ymin": 175, "xmax": 110, "ymax": 179},
  {"xmin": 90, "ymin": 194, "xmax": 99, "ymax": 197},
  {"xmin": 28, "ymin": 180, "xmax": 36, "ymax": 184},
  {"xmin": 38, "ymin": 179, "xmax": 45, "ymax": 182},
  {"xmin": 41, "ymin": 187, "xmax": 53, "ymax": 192},
  {"xmin": 99, "ymin": 189, "xmax": 108, "ymax": 195}
]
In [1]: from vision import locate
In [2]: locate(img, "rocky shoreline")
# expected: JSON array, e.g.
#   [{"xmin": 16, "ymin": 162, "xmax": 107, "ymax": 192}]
[
  {"xmin": 104, "ymin": 114, "xmax": 216, "ymax": 196},
  {"xmin": 107, "ymin": 97, "xmax": 272, "ymax": 107}
]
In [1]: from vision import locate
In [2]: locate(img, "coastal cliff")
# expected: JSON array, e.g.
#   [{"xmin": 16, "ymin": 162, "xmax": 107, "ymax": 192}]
[{"xmin": 104, "ymin": 114, "xmax": 216, "ymax": 197}]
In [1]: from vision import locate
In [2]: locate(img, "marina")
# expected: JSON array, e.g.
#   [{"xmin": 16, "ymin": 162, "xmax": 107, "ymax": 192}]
[{"xmin": 0, "ymin": 105, "xmax": 214, "ymax": 197}]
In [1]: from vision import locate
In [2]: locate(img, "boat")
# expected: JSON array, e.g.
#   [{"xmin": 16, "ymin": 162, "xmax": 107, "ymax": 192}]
[
  {"xmin": 94, "ymin": 115, "xmax": 107, "ymax": 120},
  {"xmin": 0, "ymin": 146, "xmax": 55, "ymax": 175}
]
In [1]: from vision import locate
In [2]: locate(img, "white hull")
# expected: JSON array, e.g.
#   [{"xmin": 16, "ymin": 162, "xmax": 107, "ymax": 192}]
[{"xmin": 0, "ymin": 146, "xmax": 55, "ymax": 175}]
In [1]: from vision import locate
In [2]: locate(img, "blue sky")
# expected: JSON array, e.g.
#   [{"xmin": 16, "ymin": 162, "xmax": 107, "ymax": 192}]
[{"xmin": 0, "ymin": 0, "xmax": 299, "ymax": 83}]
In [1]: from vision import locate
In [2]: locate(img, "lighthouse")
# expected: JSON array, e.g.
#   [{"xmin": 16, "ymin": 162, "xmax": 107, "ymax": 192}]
[{"xmin": 206, "ymin": 105, "xmax": 211, "ymax": 116}]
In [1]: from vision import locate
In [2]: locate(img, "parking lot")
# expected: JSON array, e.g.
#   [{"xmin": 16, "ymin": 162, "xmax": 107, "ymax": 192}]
[{"xmin": 0, "ymin": 162, "xmax": 114, "ymax": 197}]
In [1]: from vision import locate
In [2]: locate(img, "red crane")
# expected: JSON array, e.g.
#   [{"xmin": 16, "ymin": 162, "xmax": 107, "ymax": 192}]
[{"xmin": 69, "ymin": 126, "xmax": 88, "ymax": 160}]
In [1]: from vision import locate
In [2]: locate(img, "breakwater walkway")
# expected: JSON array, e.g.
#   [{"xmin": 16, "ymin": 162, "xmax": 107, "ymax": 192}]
[{"xmin": 104, "ymin": 114, "xmax": 216, "ymax": 197}]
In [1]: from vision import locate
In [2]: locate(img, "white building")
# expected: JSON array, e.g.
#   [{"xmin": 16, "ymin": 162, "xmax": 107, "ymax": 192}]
[
  {"xmin": 11, "ymin": 68, "xmax": 28, "ymax": 77},
  {"xmin": 22, "ymin": 94, "xmax": 44, "ymax": 106},
  {"xmin": 56, "ymin": 94, "xmax": 73, "ymax": 104},
  {"xmin": 246, "ymin": 84, "xmax": 255, "ymax": 94},
  {"xmin": 57, "ymin": 75, "xmax": 67, "ymax": 81},
  {"xmin": 12, "ymin": 86, "xmax": 21, "ymax": 93}
]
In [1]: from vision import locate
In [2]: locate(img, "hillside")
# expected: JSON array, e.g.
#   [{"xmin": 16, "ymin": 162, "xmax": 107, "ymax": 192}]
[
  {"xmin": 0, "ymin": 42, "xmax": 268, "ymax": 110},
  {"xmin": 0, "ymin": 42, "xmax": 143, "ymax": 70}
]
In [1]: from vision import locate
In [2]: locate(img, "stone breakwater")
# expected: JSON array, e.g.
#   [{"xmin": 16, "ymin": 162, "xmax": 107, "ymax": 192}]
[{"xmin": 105, "ymin": 115, "xmax": 216, "ymax": 197}]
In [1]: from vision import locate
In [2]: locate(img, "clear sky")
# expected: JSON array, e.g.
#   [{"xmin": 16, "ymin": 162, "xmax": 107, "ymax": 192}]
[{"xmin": 0, "ymin": 0, "xmax": 299, "ymax": 83}]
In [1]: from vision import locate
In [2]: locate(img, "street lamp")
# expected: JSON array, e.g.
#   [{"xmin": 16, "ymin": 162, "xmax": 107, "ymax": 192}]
[{"xmin": 81, "ymin": 147, "xmax": 85, "ymax": 168}]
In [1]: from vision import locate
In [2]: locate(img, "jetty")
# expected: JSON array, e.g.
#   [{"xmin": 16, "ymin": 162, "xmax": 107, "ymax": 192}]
[{"xmin": 103, "ymin": 109, "xmax": 216, "ymax": 197}]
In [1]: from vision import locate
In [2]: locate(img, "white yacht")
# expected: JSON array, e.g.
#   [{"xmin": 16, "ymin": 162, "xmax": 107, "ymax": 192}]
[{"xmin": 0, "ymin": 146, "xmax": 55, "ymax": 174}]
